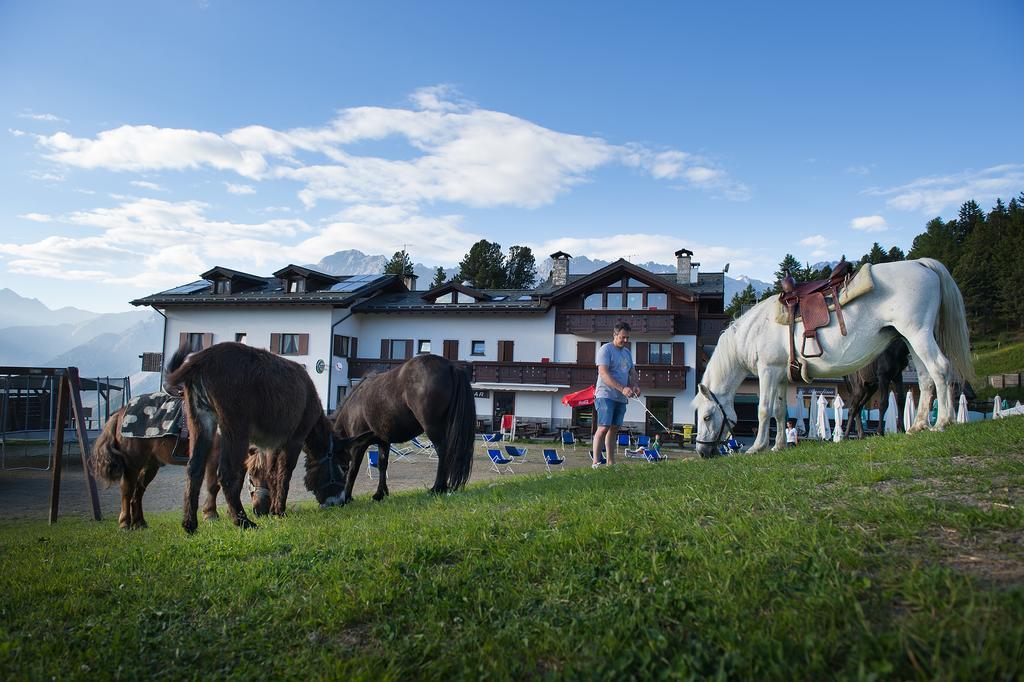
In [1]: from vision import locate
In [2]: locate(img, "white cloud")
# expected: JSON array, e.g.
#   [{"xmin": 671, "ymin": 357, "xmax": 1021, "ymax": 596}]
[
  {"xmin": 32, "ymin": 86, "xmax": 749, "ymax": 208},
  {"xmin": 850, "ymin": 215, "xmax": 888, "ymax": 232},
  {"xmin": 18, "ymin": 212, "xmax": 53, "ymax": 222},
  {"xmin": 18, "ymin": 111, "xmax": 66, "ymax": 122},
  {"xmin": 865, "ymin": 164, "xmax": 1024, "ymax": 214},
  {"xmin": 798, "ymin": 234, "xmax": 834, "ymax": 258},
  {"xmin": 845, "ymin": 165, "xmax": 871, "ymax": 176},
  {"xmin": 130, "ymin": 180, "xmax": 165, "ymax": 191},
  {"xmin": 27, "ymin": 170, "xmax": 65, "ymax": 182},
  {"xmin": 9, "ymin": 128, "xmax": 27, "ymax": 137},
  {"xmin": 225, "ymin": 182, "xmax": 256, "ymax": 195}
]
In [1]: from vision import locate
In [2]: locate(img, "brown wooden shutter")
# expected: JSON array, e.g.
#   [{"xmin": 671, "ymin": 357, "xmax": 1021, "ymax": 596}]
[
  {"xmin": 333, "ymin": 335, "xmax": 344, "ymax": 357},
  {"xmin": 380, "ymin": 339, "xmax": 390, "ymax": 359},
  {"xmin": 497, "ymin": 340, "xmax": 514, "ymax": 362},
  {"xmin": 270, "ymin": 333, "xmax": 281, "ymax": 354},
  {"xmin": 202, "ymin": 333, "xmax": 214, "ymax": 349},
  {"xmin": 443, "ymin": 340, "xmax": 458, "ymax": 360},
  {"xmin": 672, "ymin": 342, "xmax": 685, "ymax": 366},
  {"xmin": 298, "ymin": 334, "xmax": 309, "ymax": 355},
  {"xmin": 350, "ymin": 338, "xmax": 358, "ymax": 359},
  {"xmin": 404, "ymin": 340, "xmax": 414, "ymax": 359},
  {"xmin": 576, "ymin": 341, "xmax": 596, "ymax": 365},
  {"xmin": 179, "ymin": 332, "xmax": 188, "ymax": 349},
  {"xmin": 636, "ymin": 342, "xmax": 650, "ymax": 365}
]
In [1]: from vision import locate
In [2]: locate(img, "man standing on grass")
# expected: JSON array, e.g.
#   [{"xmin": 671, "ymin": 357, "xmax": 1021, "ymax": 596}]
[{"xmin": 592, "ymin": 321, "xmax": 640, "ymax": 467}]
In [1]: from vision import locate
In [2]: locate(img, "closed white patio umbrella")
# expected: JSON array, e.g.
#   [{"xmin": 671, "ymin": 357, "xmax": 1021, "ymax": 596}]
[
  {"xmin": 832, "ymin": 394, "xmax": 845, "ymax": 442},
  {"xmin": 956, "ymin": 393, "xmax": 969, "ymax": 423},
  {"xmin": 816, "ymin": 392, "xmax": 831, "ymax": 440},
  {"xmin": 903, "ymin": 389, "xmax": 917, "ymax": 432},
  {"xmin": 807, "ymin": 390, "xmax": 819, "ymax": 440},
  {"xmin": 794, "ymin": 388, "xmax": 806, "ymax": 435},
  {"xmin": 992, "ymin": 394, "xmax": 1003, "ymax": 419},
  {"xmin": 883, "ymin": 390, "xmax": 899, "ymax": 434}
]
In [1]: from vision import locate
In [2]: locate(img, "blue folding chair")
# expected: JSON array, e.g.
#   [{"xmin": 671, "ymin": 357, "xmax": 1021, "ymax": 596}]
[
  {"xmin": 617, "ymin": 433, "xmax": 631, "ymax": 449},
  {"xmin": 504, "ymin": 444, "xmax": 528, "ymax": 463},
  {"xmin": 487, "ymin": 448, "xmax": 514, "ymax": 474},
  {"xmin": 560, "ymin": 430, "xmax": 576, "ymax": 451},
  {"xmin": 542, "ymin": 448, "xmax": 564, "ymax": 474},
  {"xmin": 390, "ymin": 443, "xmax": 413, "ymax": 462},
  {"xmin": 411, "ymin": 436, "xmax": 437, "ymax": 459},
  {"xmin": 641, "ymin": 447, "xmax": 666, "ymax": 462},
  {"xmin": 366, "ymin": 448, "xmax": 384, "ymax": 480},
  {"xmin": 636, "ymin": 435, "xmax": 651, "ymax": 448},
  {"xmin": 480, "ymin": 433, "xmax": 502, "ymax": 447}
]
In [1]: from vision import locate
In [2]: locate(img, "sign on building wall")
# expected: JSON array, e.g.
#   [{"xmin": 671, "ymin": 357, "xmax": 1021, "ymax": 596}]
[{"xmin": 473, "ymin": 390, "xmax": 490, "ymax": 399}]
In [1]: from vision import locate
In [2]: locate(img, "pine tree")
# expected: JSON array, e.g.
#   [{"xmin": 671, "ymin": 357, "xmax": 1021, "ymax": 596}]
[
  {"xmin": 456, "ymin": 240, "xmax": 506, "ymax": 288},
  {"xmin": 431, "ymin": 266, "xmax": 447, "ymax": 288},
  {"xmin": 861, "ymin": 242, "xmax": 888, "ymax": 265},
  {"xmin": 908, "ymin": 217, "xmax": 958, "ymax": 270},
  {"xmin": 886, "ymin": 246, "xmax": 905, "ymax": 262},
  {"xmin": 384, "ymin": 249, "xmax": 414, "ymax": 276},
  {"xmin": 504, "ymin": 245, "xmax": 537, "ymax": 289},
  {"xmin": 724, "ymin": 283, "xmax": 758, "ymax": 318}
]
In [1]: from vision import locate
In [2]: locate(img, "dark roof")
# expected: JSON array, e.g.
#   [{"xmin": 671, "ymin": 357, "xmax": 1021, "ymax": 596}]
[
  {"xmin": 271, "ymin": 264, "xmax": 342, "ymax": 283},
  {"xmin": 420, "ymin": 281, "xmax": 492, "ymax": 302},
  {"xmin": 549, "ymin": 250, "xmax": 573, "ymax": 259},
  {"xmin": 674, "ymin": 248, "xmax": 693, "ymax": 257},
  {"xmin": 355, "ymin": 288, "xmax": 548, "ymax": 314},
  {"xmin": 548, "ymin": 259, "xmax": 697, "ymax": 303},
  {"xmin": 200, "ymin": 266, "xmax": 267, "ymax": 284},
  {"xmin": 653, "ymin": 272, "xmax": 725, "ymax": 296},
  {"xmin": 131, "ymin": 273, "xmax": 403, "ymax": 307}
]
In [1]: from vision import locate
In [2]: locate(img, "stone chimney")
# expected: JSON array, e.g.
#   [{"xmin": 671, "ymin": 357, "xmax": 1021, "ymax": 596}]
[
  {"xmin": 675, "ymin": 248, "xmax": 693, "ymax": 284},
  {"xmin": 549, "ymin": 251, "xmax": 572, "ymax": 287},
  {"xmin": 402, "ymin": 273, "xmax": 418, "ymax": 291}
]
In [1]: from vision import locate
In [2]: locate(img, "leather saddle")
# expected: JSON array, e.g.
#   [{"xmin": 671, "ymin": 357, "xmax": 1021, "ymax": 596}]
[{"xmin": 779, "ymin": 261, "xmax": 854, "ymax": 382}]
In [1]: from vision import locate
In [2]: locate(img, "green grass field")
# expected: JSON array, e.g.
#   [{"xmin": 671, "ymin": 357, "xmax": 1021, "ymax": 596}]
[
  {"xmin": 2, "ymin": 420, "xmax": 1022, "ymax": 680},
  {"xmin": 972, "ymin": 336, "xmax": 1024, "ymax": 403}
]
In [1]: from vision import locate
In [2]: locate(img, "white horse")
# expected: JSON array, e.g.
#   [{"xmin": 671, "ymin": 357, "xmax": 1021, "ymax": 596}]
[{"xmin": 694, "ymin": 258, "xmax": 973, "ymax": 456}]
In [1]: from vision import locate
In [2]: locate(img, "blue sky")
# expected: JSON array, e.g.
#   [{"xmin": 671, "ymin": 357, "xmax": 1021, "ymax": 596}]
[{"xmin": 1, "ymin": 0, "xmax": 1021, "ymax": 312}]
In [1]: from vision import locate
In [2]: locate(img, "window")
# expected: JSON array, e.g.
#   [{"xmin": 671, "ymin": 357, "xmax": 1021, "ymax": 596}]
[
  {"xmin": 435, "ymin": 292, "xmax": 454, "ymax": 303},
  {"xmin": 214, "ymin": 280, "xmax": 229, "ymax": 294},
  {"xmin": 235, "ymin": 333, "xmax": 247, "ymax": 344},
  {"xmin": 627, "ymin": 278, "xmax": 647, "ymax": 287},
  {"xmin": 333, "ymin": 335, "xmax": 350, "ymax": 357},
  {"xmin": 390, "ymin": 339, "xmax": 407, "ymax": 359},
  {"xmin": 647, "ymin": 292, "xmax": 667, "ymax": 310},
  {"xmin": 418, "ymin": 339, "xmax": 432, "ymax": 354},
  {"xmin": 583, "ymin": 293, "xmax": 602, "ymax": 309},
  {"xmin": 627, "ymin": 292, "xmax": 644, "ymax": 309},
  {"xmin": 187, "ymin": 333, "xmax": 205, "ymax": 351},
  {"xmin": 280, "ymin": 334, "xmax": 301, "ymax": 355},
  {"xmin": 336, "ymin": 385, "xmax": 347, "ymax": 406},
  {"xmin": 648, "ymin": 343, "xmax": 673, "ymax": 365},
  {"xmin": 288, "ymin": 279, "xmax": 305, "ymax": 293},
  {"xmin": 606, "ymin": 293, "xmax": 623, "ymax": 309},
  {"xmin": 471, "ymin": 340, "xmax": 486, "ymax": 356}
]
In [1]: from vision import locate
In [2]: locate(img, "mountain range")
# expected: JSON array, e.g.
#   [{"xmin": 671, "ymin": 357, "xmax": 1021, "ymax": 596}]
[{"xmin": 1, "ymin": 252, "xmax": 772, "ymax": 390}]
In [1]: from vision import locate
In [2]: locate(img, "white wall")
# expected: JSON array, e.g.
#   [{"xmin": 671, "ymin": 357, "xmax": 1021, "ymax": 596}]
[{"xmin": 163, "ymin": 306, "xmax": 334, "ymax": 404}]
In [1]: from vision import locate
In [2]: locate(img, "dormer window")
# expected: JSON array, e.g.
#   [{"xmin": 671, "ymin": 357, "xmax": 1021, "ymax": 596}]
[
  {"xmin": 214, "ymin": 280, "xmax": 230, "ymax": 294},
  {"xmin": 287, "ymin": 278, "xmax": 305, "ymax": 293},
  {"xmin": 435, "ymin": 293, "xmax": 454, "ymax": 303}
]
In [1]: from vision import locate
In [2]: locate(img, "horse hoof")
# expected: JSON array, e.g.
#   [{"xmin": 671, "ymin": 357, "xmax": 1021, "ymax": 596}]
[
  {"xmin": 235, "ymin": 517, "xmax": 258, "ymax": 530},
  {"xmin": 182, "ymin": 520, "xmax": 198, "ymax": 535},
  {"xmin": 372, "ymin": 492, "xmax": 386, "ymax": 502},
  {"xmin": 429, "ymin": 486, "xmax": 447, "ymax": 495},
  {"xmin": 132, "ymin": 520, "xmax": 148, "ymax": 530}
]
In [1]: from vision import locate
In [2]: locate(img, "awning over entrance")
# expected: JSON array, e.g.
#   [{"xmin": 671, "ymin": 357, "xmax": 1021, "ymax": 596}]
[{"xmin": 471, "ymin": 382, "xmax": 568, "ymax": 393}]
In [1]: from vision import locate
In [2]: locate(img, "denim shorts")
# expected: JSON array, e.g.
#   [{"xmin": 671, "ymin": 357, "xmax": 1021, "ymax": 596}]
[{"xmin": 595, "ymin": 398, "xmax": 628, "ymax": 427}]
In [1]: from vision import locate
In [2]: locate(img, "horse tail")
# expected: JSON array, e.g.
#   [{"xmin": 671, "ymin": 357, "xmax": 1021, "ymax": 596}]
[
  {"xmin": 443, "ymin": 363, "xmax": 476, "ymax": 490},
  {"xmin": 918, "ymin": 257, "xmax": 976, "ymax": 385},
  {"xmin": 164, "ymin": 344, "xmax": 196, "ymax": 395},
  {"xmin": 92, "ymin": 409, "xmax": 127, "ymax": 484}
]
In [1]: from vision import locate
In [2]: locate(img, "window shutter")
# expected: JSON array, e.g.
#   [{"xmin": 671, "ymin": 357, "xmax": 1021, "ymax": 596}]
[
  {"xmin": 333, "ymin": 335, "xmax": 344, "ymax": 357},
  {"xmin": 443, "ymin": 340, "xmax": 458, "ymax": 360},
  {"xmin": 404, "ymin": 340, "xmax": 414, "ymax": 359},
  {"xmin": 636, "ymin": 342, "xmax": 650, "ymax": 364},
  {"xmin": 270, "ymin": 333, "xmax": 281, "ymax": 354},
  {"xmin": 202, "ymin": 333, "xmax": 214, "ymax": 349},
  {"xmin": 577, "ymin": 341, "xmax": 596, "ymax": 365},
  {"xmin": 672, "ymin": 342, "xmax": 685, "ymax": 366},
  {"xmin": 179, "ymin": 332, "xmax": 188, "ymax": 349},
  {"xmin": 380, "ymin": 339, "xmax": 390, "ymax": 360},
  {"xmin": 506, "ymin": 340, "xmax": 514, "ymax": 362},
  {"xmin": 298, "ymin": 334, "xmax": 309, "ymax": 355},
  {"xmin": 350, "ymin": 338, "xmax": 358, "ymax": 359}
]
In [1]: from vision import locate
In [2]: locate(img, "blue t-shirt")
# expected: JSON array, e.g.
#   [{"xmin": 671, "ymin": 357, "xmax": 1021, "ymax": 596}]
[{"xmin": 595, "ymin": 342, "xmax": 633, "ymax": 403}]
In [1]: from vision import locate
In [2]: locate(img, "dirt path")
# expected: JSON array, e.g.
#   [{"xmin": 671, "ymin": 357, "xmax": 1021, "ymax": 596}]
[{"xmin": 0, "ymin": 443, "xmax": 692, "ymax": 522}]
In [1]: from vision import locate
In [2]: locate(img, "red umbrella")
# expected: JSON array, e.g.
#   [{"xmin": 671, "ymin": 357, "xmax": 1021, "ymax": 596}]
[{"xmin": 562, "ymin": 385, "xmax": 595, "ymax": 408}]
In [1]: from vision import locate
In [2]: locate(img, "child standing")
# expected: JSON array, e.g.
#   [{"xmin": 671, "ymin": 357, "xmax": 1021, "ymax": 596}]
[{"xmin": 785, "ymin": 419, "xmax": 799, "ymax": 448}]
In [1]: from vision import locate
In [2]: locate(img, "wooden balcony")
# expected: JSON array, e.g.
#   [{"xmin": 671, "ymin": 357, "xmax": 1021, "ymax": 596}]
[
  {"xmin": 558, "ymin": 309, "xmax": 677, "ymax": 335},
  {"xmin": 350, "ymin": 357, "xmax": 686, "ymax": 390}
]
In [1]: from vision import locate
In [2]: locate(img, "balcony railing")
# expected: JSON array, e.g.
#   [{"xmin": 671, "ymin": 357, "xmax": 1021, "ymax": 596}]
[
  {"xmin": 559, "ymin": 309, "xmax": 677, "ymax": 335},
  {"xmin": 348, "ymin": 357, "xmax": 686, "ymax": 390}
]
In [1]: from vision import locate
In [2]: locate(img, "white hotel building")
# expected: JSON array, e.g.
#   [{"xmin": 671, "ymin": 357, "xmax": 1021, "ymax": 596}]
[{"xmin": 131, "ymin": 250, "xmax": 728, "ymax": 437}]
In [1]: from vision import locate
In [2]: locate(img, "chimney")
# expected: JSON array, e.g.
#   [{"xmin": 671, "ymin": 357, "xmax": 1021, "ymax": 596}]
[
  {"xmin": 402, "ymin": 273, "xmax": 418, "ymax": 291},
  {"xmin": 675, "ymin": 248, "xmax": 693, "ymax": 284},
  {"xmin": 690, "ymin": 261, "xmax": 700, "ymax": 284},
  {"xmin": 549, "ymin": 251, "xmax": 572, "ymax": 287}
]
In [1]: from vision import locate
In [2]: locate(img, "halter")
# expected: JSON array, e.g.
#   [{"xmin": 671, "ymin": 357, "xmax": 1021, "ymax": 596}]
[
  {"xmin": 315, "ymin": 430, "xmax": 344, "ymax": 493},
  {"xmin": 694, "ymin": 387, "xmax": 737, "ymax": 450}
]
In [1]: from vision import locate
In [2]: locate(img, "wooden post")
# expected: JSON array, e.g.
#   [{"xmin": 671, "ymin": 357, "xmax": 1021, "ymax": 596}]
[
  {"xmin": 68, "ymin": 367, "xmax": 101, "ymax": 521},
  {"xmin": 48, "ymin": 372, "xmax": 68, "ymax": 525}
]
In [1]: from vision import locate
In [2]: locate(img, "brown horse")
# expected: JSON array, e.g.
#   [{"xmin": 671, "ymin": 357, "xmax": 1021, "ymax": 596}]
[
  {"xmin": 92, "ymin": 400, "xmax": 221, "ymax": 529},
  {"xmin": 165, "ymin": 342, "xmax": 352, "ymax": 533},
  {"xmin": 92, "ymin": 398, "xmax": 284, "ymax": 529},
  {"xmin": 332, "ymin": 354, "xmax": 475, "ymax": 505}
]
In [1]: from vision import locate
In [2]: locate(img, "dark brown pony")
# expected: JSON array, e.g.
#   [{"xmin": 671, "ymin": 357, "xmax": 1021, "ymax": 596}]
[
  {"xmin": 165, "ymin": 342, "xmax": 351, "ymax": 533},
  {"xmin": 92, "ymin": 401, "xmax": 221, "ymax": 529},
  {"xmin": 843, "ymin": 338, "xmax": 910, "ymax": 437},
  {"xmin": 332, "ymin": 354, "xmax": 475, "ymax": 504}
]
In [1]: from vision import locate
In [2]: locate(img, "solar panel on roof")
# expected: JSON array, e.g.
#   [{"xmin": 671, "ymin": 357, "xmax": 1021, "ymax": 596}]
[{"xmin": 162, "ymin": 280, "xmax": 209, "ymax": 295}]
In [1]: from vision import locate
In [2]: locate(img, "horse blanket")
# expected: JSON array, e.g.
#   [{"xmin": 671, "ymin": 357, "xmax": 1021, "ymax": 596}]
[{"xmin": 119, "ymin": 392, "xmax": 187, "ymax": 440}]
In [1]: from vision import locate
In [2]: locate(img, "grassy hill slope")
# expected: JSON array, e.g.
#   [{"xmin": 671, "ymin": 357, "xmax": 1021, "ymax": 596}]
[
  {"xmin": 972, "ymin": 336, "xmax": 1024, "ymax": 402},
  {"xmin": 1, "ymin": 420, "xmax": 1022, "ymax": 679}
]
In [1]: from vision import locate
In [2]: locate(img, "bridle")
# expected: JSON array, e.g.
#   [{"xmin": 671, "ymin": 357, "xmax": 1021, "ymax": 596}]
[
  {"xmin": 315, "ymin": 431, "xmax": 345, "ymax": 494},
  {"xmin": 694, "ymin": 387, "xmax": 737, "ymax": 450}
]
